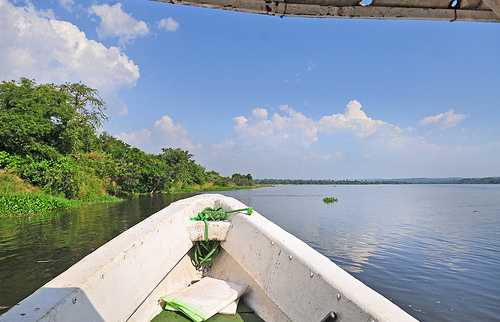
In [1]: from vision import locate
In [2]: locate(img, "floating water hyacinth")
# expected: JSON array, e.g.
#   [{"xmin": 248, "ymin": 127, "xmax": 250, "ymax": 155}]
[{"xmin": 323, "ymin": 197, "xmax": 338, "ymax": 204}]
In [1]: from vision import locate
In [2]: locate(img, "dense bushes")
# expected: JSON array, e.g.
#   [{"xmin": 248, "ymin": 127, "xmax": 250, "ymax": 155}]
[
  {"xmin": 0, "ymin": 170, "xmax": 117, "ymax": 217},
  {"xmin": 0, "ymin": 152, "xmax": 108, "ymax": 199},
  {"xmin": 231, "ymin": 173, "xmax": 254, "ymax": 186},
  {"xmin": 0, "ymin": 78, "xmax": 254, "ymax": 200}
]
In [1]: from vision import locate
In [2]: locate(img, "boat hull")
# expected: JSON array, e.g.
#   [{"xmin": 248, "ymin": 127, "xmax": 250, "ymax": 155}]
[{"xmin": 1, "ymin": 194, "xmax": 416, "ymax": 321}]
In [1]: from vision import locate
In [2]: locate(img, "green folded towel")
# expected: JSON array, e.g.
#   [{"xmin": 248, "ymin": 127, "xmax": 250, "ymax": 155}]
[
  {"xmin": 162, "ymin": 296, "xmax": 210, "ymax": 322},
  {"xmin": 161, "ymin": 277, "xmax": 248, "ymax": 322}
]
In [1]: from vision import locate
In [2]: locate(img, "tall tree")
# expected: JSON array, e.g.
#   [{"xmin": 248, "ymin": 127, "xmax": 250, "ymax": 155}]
[{"xmin": 0, "ymin": 78, "xmax": 107, "ymax": 158}]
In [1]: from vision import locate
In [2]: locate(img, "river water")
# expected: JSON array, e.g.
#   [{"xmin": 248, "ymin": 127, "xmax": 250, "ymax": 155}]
[{"xmin": 1, "ymin": 185, "xmax": 499, "ymax": 321}]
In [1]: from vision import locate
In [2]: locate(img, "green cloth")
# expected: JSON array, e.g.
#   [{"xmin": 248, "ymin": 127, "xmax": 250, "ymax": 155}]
[
  {"xmin": 161, "ymin": 296, "xmax": 210, "ymax": 322},
  {"xmin": 151, "ymin": 300, "xmax": 264, "ymax": 322},
  {"xmin": 160, "ymin": 278, "xmax": 248, "ymax": 322}
]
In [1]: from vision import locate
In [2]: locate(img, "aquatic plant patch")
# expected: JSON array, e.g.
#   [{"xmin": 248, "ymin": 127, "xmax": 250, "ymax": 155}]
[
  {"xmin": 0, "ymin": 193, "xmax": 120, "ymax": 218},
  {"xmin": 0, "ymin": 193, "xmax": 73, "ymax": 217},
  {"xmin": 323, "ymin": 197, "xmax": 339, "ymax": 203}
]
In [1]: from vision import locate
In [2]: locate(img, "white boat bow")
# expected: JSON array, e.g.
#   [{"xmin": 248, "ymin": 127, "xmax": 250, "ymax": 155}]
[{"xmin": 1, "ymin": 194, "xmax": 417, "ymax": 321}]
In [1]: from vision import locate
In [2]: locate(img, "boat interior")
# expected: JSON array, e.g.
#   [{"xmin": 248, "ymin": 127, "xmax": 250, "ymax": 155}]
[{"xmin": 1, "ymin": 194, "xmax": 416, "ymax": 322}]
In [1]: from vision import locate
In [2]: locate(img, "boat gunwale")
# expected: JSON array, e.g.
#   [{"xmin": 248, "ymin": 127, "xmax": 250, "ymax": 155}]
[{"xmin": 1, "ymin": 194, "xmax": 417, "ymax": 322}]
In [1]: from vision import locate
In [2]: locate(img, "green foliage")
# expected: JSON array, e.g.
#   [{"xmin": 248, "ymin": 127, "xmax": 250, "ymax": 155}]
[
  {"xmin": 0, "ymin": 193, "xmax": 120, "ymax": 218},
  {"xmin": 0, "ymin": 169, "xmax": 39, "ymax": 194},
  {"xmin": 0, "ymin": 151, "xmax": 23, "ymax": 170},
  {"xmin": 58, "ymin": 81, "xmax": 108, "ymax": 130},
  {"xmin": 159, "ymin": 148, "xmax": 207, "ymax": 189},
  {"xmin": 97, "ymin": 136, "xmax": 237, "ymax": 195},
  {"xmin": 206, "ymin": 170, "xmax": 228, "ymax": 187},
  {"xmin": 0, "ymin": 193, "xmax": 74, "ymax": 217},
  {"xmin": 255, "ymin": 177, "xmax": 500, "ymax": 185},
  {"xmin": 43, "ymin": 157, "xmax": 107, "ymax": 199},
  {"xmin": 454, "ymin": 177, "xmax": 500, "ymax": 184},
  {"xmin": 256, "ymin": 178, "xmax": 407, "ymax": 185},
  {"xmin": 323, "ymin": 197, "xmax": 339, "ymax": 203},
  {"xmin": 0, "ymin": 171, "xmax": 120, "ymax": 217},
  {"xmin": 7, "ymin": 154, "xmax": 106, "ymax": 199},
  {"xmin": 0, "ymin": 78, "xmax": 106, "ymax": 159},
  {"xmin": 231, "ymin": 173, "xmax": 254, "ymax": 186},
  {"xmin": 0, "ymin": 78, "xmax": 255, "ymax": 205}
]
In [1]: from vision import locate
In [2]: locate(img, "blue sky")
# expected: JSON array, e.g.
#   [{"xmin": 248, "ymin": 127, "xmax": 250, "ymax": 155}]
[{"xmin": 1, "ymin": 0, "xmax": 499, "ymax": 179}]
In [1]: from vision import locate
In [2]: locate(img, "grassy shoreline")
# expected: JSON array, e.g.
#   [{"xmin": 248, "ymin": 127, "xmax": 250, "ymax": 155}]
[
  {"xmin": 0, "ymin": 170, "xmax": 266, "ymax": 218},
  {"xmin": 0, "ymin": 186, "xmax": 265, "ymax": 218},
  {"xmin": 0, "ymin": 170, "xmax": 121, "ymax": 218},
  {"xmin": 0, "ymin": 194, "xmax": 120, "ymax": 218},
  {"xmin": 168, "ymin": 184, "xmax": 268, "ymax": 193}
]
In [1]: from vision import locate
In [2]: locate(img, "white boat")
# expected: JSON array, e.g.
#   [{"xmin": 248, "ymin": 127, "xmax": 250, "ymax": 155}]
[{"xmin": 1, "ymin": 194, "xmax": 417, "ymax": 321}]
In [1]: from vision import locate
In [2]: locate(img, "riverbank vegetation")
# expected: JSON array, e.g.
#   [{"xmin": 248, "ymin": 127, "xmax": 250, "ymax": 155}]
[
  {"xmin": 0, "ymin": 170, "xmax": 118, "ymax": 217},
  {"xmin": 255, "ymin": 179, "xmax": 408, "ymax": 185},
  {"xmin": 0, "ymin": 78, "xmax": 255, "ymax": 217},
  {"xmin": 255, "ymin": 177, "xmax": 500, "ymax": 185}
]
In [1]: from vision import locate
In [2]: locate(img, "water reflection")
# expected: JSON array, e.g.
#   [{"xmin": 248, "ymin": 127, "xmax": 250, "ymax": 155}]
[
  {"xmin": 220, "ymin": 185, "xmax": 500, "ymax": 322},
  {"xmin": 2, "ymin": 186, "xmax": 500, "ymax": 321},
  {"xmin": 0, "ymin": 193, "xmax": 195, "ymax": 315}
]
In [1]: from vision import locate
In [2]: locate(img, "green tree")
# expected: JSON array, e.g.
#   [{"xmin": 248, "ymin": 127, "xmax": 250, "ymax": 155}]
[
  {"xmin": 231, "ymin": 173, "xmax": 254, "ymax": 186},
  {"xmin": 0, "ymin": 78, "xmax": 107, "ymax": 158},
  {"xmin": 99, "ymin": 134, "xmax": 171, "ymax": 194},
  {"xmin": 158, "ymin": 148, "xmax": 192, "ymax": 189},
  {"xmin": 0, "ymin": 78, "xmax": 254, "ymax": 198}
]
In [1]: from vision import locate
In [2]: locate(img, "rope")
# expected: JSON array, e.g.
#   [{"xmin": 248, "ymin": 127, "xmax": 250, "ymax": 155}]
[{"xmin": 190, "ymin": 206, "xmax": 252, "ymax": 265}]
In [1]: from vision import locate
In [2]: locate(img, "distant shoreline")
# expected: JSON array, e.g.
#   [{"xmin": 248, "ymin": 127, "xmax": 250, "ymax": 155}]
[{"xmin": 255, "ymin": 177, "xmax": 500, "ymax": 185}]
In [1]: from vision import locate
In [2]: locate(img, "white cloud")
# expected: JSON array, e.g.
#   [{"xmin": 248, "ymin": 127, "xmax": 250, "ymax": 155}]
[
  {"xmin": 226, "ymin": 101, "xmax": 407, "ymax": 159},
  {"xmin": 454, "ymin": 145, "xmax": 481, "ymax": 153},
  {"xmin": 157, "ymin": 17, "xmax": 179, "ymax": 32},
  {"xmin": 211, "ymin": 140, "xmax": 235, "ymax": 150},
  {"xmin": 154, "ymin": 115, "xmax": 201, "ymax": 150},
  {"xmin": 275, "ymin": 105, "xmax": 318, "ymax": 146},
  {"xmin": 0, "ymin": 0, "xmax": 140, "ymax": 116},
  {"xmin": 227, "ymin": 101, "xmax": 471, "ymax": 159},
  {"xmin": 58, "ymin": 0, "xmax": 74, "ymax": 12},
  {"xmin": 252, "ymin": 108, "xmax": 268, "ymax": 119},
  {"xmin": 301, "ymin": 151, "xmax": 340, "ymax": 161},
  {"xmin": 286, "ymin": 59, "xmax": 316, "ymax": 83},
  {"xmin": 233, "ymin": 116, "xmax": 249, "ymax": 129},
  {"xmin": 90, "ymin": 3, "xmax": 149, "ymax": 46},
  {"xmin": 233, "ymin": 113, "xmax": 274, "ymax": 138},
  {"xmin": 155, "ymin": 115, "xmax": 187, "ymax": 135},
  {"xmin": 307, "ymin": 59, "xmax": 315, "ymax": 72},
  {"xmin": 232, "ymin": 105, "xmax": 318, "ymax": 148},
  {"xmin": 385, "ymin": 134, "xmax": 430, "ymax": 151},
  {"xmin": 116, "ymin": 128, "xmax": 152, "ymax": 147},
  {"xmin": 318, "ymin": 100, "xmax": 395, "ymax": 138},
  {"xmin": 204, "ymin": 100, "xmax": 488, "ymax": 178},
  {"xmin": 417, "ymin": 109, "xmax": 468, "ymax": 133},
  {"xmin": 116, "ymin": 115, "xmax": 202, "ymax": 152},
  {"xmin": 333, "ymin": 151, "xmax": 344, "ymax": 160}
]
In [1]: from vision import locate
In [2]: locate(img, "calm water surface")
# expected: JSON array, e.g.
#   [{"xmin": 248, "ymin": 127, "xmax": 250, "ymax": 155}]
[
  {"xmin": 1, "ymin": 185, "xmax": 499, "ymax": 321},
  {"xmin": 0, "ymin": 193, "xmax": 195, "ymax": 315},
  {"xmin": 221, "ymin": 185, "xmax": 500, "ymax": 322}
]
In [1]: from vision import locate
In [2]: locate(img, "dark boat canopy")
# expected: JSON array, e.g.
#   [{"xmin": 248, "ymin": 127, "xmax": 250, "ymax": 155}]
[{"xmin": 151, "ymin": 0, "xmax": 500, "ymax": 22}]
